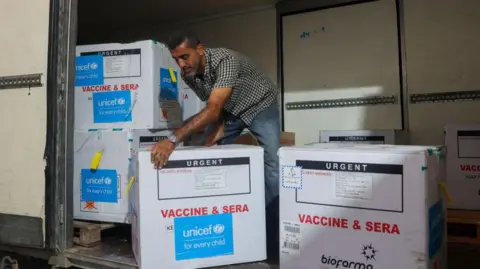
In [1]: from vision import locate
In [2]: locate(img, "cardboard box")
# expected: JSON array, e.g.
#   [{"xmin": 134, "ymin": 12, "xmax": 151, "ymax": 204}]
[
  {"xmin": 132, "ymin": 145, "xmax": 266, "ymax": 268},
  {"xmin": 75, "ymin": 40, "xmax": 182, "ymax": 130},
  {"xmin": 131, "ymin": 128, "xmax": 177, "ymax": 152},
  {"xmin": 319, "ymin": 129, "xmax": 409, "ymax": 145},
  {"xmin": 235, "ymin": 131, "xmax": 295, "ymax": 146},
  {"xmin": 180, "ymin": 82, "xmax": 206, "ymax": 122},
  {"xmin": 74, "ymin": 129, "xmax": 132, "ymax": 223},
  {"xmin": 74, "ymin": 128, "xmax": 176, "ymax": 223},
  {"xmin": 184, "ymin": 132, "xmax": 207, "ymax": 146},
  {"xmin": 445, "ymin": 124, "xmax": 480, "ymax": 210},
  {"xmin": 185, "ymin": 129, "xmax": 295, "ymax": 147},
  {"xmin": 278, "ymin": 144, "xmax": 447, "ymax": 269}
]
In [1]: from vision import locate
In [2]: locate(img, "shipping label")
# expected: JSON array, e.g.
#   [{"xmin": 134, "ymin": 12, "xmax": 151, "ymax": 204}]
[
  {"xmin": 157, "ymin": 157, "xmax": 251, "ymax": 200},
  {"xmin": 295, "ymin": 160, "xmax": 403, "ymax": 212},
  {"xmin": 282, "ymin": 165, "xmax": 303, "ymax": 189},
  {"xmin": 457, "ymin": 130, "xmax": 480, "ymax": 158},
  {"xmin": 328, "ymin": 136, "xmax": 385, "ymax": 144},
  {"xmin": 281, "ymin": 220, "xmax": 301, "ymax": 254},
  {"xmin": 456, "ymin": 131, "xmax": 480, "ymax": 182},
  {"xmin": 80, "ymin": 49, "xmax": 141, "ymax": 78},
  {"xmin": 137, "ymin": 135, "xmax": 168, "ymax": 149}
]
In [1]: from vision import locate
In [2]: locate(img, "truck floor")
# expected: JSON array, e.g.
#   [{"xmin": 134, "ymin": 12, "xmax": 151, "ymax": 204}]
[{"xmin": 65, "ymin": 234, "xmax": 480, "ymax": 269}]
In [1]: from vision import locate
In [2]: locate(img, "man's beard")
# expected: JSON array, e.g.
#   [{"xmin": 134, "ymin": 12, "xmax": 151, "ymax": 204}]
[
  {"xmin": 183, "ymin": 70, "xmax": 196, "ymax": 78},
  {"xmin": 183, "ymin": 60, "xmax": 200, "ymax": 77}
]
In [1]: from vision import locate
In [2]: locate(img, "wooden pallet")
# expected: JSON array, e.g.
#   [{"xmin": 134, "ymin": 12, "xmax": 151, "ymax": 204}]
[
  {"xmin": 447, "ymin": 210, "xmax": 480, "ymax": 244},
  {"xmin": 73, "ymin": 220, "xmax": 116, "ymax": 247}
]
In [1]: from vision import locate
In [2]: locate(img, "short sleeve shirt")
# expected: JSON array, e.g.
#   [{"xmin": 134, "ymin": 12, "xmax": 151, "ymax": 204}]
[{"xmin": 182, "ymin": 48, "xmax": 278, "ymax": 126}]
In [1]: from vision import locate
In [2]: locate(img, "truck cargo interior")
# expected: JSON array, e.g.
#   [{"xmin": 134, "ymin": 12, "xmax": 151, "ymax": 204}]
[
  {"xmin": 2, "ymin": 0, "xmax": 480, "ymax": 268},
  {"xmin": 69, "ymin": 0, "xmax": 278, "ymax": 268},
  {"xmin": 63, "ymin": 0, "xmax": 480, "ymax": 268}
]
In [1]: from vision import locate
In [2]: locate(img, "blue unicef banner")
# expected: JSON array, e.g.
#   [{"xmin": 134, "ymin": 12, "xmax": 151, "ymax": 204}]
[
  {"xmin": 174, "ymin": 213, "xmax": 234, "ymax": 260},
  {"xmin": 92, "ymin": 90, "xmax": 132, "ymax": 123},
  {"xmin": 81, "ymin": 169, "xmax": 118, "ymax": 203},
  {"xmin": 159, "ymin": 68, "xmax": 178, "ymax": 101},
  {"xmin": 75, "ymin": 55, "xmax": 104, "ymax": 86}
]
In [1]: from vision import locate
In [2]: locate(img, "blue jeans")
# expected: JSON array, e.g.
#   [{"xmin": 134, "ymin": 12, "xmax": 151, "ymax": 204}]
[
  {"xmin": 216, "ymin": 101, "xmax": 281, "ymax": 207},
  {"xmin": 216, "ymin": 101, "xmax": 281, "ymax": 260}
]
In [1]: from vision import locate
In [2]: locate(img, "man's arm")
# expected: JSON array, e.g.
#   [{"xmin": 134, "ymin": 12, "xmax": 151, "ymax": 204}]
[{"xmin": 174, "ymin": 56, "xmax": 240, "ymax": 142}]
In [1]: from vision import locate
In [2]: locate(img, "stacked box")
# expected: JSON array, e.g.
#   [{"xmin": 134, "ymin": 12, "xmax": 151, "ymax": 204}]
[
  {"xmin": 180, "ymin": 80, "xmax": 206, "ymax": 122},
  {"xmin": 278, "ymin": 144, "xmax": 447, "ymax": 269},
  {"xmin": 178, "ymin": 79, "xmax": 206, "ymax": 146},
  {"xmin": 73, "ymin": 40, "xmax": 186, "ymax": 223},
  {"xmin": 445, "ymin": 124, "xmax": 480, "ymax": 210},
  {"xmin": 132, "ymin": 145, "xmax": 266, "ymax": 268},
  {"xmin": 73, "ymin": 129, "xmax": 132, "ymax": 223},
  {"xmin": 74, "ymin": 129, "xmax": 176, "ymax": 223},
  {"xmin": 234, "ymin": 131, "xmax": 296, "ymax": 146},
  {"xmin": 75, "ymin": 40, "xmax": 182, "ymax": 130},
  {"xmin": 319, "ymin": 129, "xmax": 409, "ymax": 145}
]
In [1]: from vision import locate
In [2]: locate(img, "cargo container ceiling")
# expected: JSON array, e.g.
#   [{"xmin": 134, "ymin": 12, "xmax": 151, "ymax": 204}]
[{"xmin": 78, "ymin": 0, "xmax": 278, "ymax": 44}]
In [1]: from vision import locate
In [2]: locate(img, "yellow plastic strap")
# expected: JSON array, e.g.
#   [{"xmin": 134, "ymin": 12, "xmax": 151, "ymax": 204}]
[
  {"xmin": 439, "ymin": 181, "xmax": 453, "ymax": 205},
  {"xmin": 90, "ymin": 151, "xmax": 103, "ymax": 170},
  {"xmin": 168, "ymin": 68, "xmax": 177, "ymax": 83},
  {"xmin": 126, "ymin": 176, "xmax": 135, "ymax": 195}
]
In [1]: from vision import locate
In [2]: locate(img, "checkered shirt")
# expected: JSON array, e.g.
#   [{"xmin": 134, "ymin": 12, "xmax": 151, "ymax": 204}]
[{"xmin": 182, "ymin": 48, "xmax": 278, "ymax": 125}]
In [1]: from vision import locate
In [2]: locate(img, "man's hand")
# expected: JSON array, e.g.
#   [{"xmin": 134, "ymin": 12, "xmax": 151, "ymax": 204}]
[
  {"xmin": 150, "ymin": 140, "xmax": 175, "ymax": 169},
  {"xmin": 205, "ymin": 122, "xmax": 225, "ymax": 146}
]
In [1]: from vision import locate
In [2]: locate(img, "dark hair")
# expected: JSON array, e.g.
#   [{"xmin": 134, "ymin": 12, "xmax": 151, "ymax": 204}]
[{"xmin": 166, "ymin": 29, "xmax": 200, "ymax": 50}]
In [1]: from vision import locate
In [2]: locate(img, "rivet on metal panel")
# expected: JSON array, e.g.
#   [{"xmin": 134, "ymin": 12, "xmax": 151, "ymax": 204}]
[
  {"xmin": 0, "ymin": 73, "xmax": 43, "ymax": 90},
  {"xmin": 285, "ymin": 95, "xmax": 397, "ymax": 110},
  {"xmin": 409, "ymin": 90, "xmax": 480, "ymax": 104}
]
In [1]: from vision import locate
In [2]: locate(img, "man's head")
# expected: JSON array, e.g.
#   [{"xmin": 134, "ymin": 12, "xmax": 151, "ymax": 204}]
[{"xmin": 167, "ymin": 30, "xmax": 204, "ymax": 77}]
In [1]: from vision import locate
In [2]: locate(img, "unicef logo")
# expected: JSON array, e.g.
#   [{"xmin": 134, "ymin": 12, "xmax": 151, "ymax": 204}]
[
  {"xmin": 213, "ymin": 224, "xmax": 225, "ymax": 234},
  {"xmin": 117, "ymin": 98, "xmax": 125, "ymax": 105},
  {"xmin": 104, "ymin": 177, "xmax": 112, "ymax": 185},
  {"xmin": 90, "ymin": 62, "xmax": 98, "ymax": 70}
]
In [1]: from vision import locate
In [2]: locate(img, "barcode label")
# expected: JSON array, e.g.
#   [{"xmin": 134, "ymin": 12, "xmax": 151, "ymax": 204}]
[
  {"xmin": 284, "ymin": 225, "xmax": 300, "ymax": 234},
  {"xmin": 283, "ymin": 241, "xmax": 300, "ymax": 250},
  {"xmin": 282, "ymin": 221, "xmax": 301, "ymax": 254}
]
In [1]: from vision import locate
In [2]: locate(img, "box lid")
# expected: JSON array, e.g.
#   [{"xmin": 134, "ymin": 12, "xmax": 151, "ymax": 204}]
[{"xmin": 279, "ymin": 144, "xmax": 444, "ymax": 155}]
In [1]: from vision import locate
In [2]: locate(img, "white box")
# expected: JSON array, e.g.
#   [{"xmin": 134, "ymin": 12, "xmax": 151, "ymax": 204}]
[
  {"xmin": 445, "ymin": 124, "xmax": 480, "ymax": 210},
  {"xmin": 180, "ymin": 80, "xmax": 206, "ymax": 122},
  {"xmin": 130, "ymin": 128, "xmax": 178, "ymax": 152},
  {"xmin": 74, "ymin": 129, "xmax": 131, "ymax": 223},
  {"xmin": 278, "ymin": 144, "xmax": 447, "ymax": 269},
  {"xmin": 132, "ymin": 145, "xmax": 266, "ymax": 269},
  {"xmin": 179, "ymin": 82, "xmax": 207, "ymax": 146},
  {"xmin": 74, "ymin": 128, "xmax": 178, "ymax": 223},
  {"xmin": 319, "ymin": 129, "xmax": 409, "ymax": 145},
  {"xmin": 184, "ymin": 132, "xmax": 207, "ymax": 146},
  {"xmin": 75, "ymin": 40, "xmax": 182, "ymax": 130}
]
